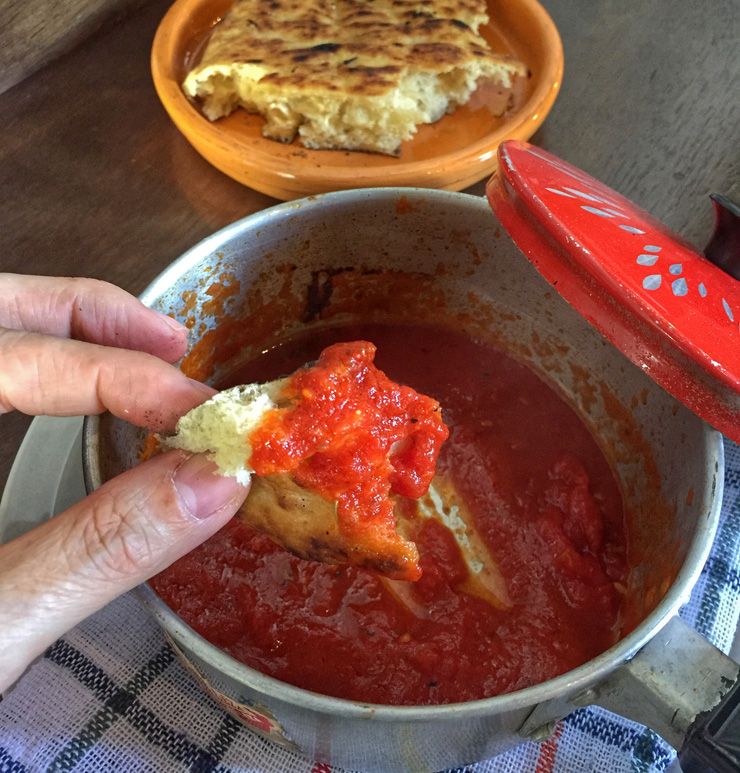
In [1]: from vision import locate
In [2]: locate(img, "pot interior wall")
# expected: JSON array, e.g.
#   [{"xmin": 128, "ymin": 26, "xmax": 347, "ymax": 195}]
[{"xmin": 90, "ymin": 188, "xmax": 717, "ymax": 643}]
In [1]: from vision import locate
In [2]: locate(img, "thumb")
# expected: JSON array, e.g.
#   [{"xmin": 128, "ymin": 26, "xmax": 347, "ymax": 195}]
[{"xmin": 0, "ymin": 450, "xmax": 249, "ymax": 691}]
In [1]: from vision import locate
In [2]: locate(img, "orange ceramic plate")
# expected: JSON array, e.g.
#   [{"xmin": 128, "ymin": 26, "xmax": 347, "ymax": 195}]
[{"xmin": 151, "ymin": 0, "xmax": 563, "ymax": 201}]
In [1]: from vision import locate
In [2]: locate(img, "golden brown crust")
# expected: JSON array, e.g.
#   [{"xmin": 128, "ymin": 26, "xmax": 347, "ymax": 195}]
[
  {"xmin": 183, "ymin": 0, "xmax": 527, "ymax": 152},
  {"xmin": 237, "ymin": 473, "xmax": 420, "ymax": 580},
  {"xmin": 187, "ymin": 0, "xmax": 526, "ymax": 98}
]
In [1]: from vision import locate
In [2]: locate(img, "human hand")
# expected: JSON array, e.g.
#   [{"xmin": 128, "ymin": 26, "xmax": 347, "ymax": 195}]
[{"xmin": 0, "ymin": 274, "xmax": 249, "ymax": 691}]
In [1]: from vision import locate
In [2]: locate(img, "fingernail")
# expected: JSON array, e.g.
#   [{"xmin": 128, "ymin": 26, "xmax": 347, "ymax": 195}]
[
  {"xmin": 153, "ymin": 310, "xmax": 188, "ymax": 335},
  {"xmin": 187, "ymin": 378, "xmax": 218, "ymax": 399},
  {"xmin": 173, "ymin": 454, "xmax": 246, "ymax": 519}
]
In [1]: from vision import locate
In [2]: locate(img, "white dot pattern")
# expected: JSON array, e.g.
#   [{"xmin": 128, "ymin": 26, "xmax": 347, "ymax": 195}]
[{"xmin": 543, "ymin": 174, "xmax": 735, "ymax": 332}]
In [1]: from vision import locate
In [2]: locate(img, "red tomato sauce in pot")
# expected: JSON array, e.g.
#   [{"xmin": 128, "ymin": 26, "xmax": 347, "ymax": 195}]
[{"xmin": 150, "ymin": 323, "xmax": 629, "ymax": 705}]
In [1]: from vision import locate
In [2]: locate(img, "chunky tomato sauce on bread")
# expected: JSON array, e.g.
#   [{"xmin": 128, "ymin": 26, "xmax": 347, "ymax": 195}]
[
  {"xmin": 163, "ymin": 340, "xmax": 448, "ymax": 580},
  {"xmin": 246, "ymin": 341, "xmax": 448, "ymax": 580}
]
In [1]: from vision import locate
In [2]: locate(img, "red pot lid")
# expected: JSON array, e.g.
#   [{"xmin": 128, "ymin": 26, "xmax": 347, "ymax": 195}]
[{"xmin": 486, "ymin": 139, "xmax": 740, "ymax": 443}]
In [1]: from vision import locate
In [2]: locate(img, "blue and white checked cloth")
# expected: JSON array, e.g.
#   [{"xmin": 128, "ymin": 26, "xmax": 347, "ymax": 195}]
[{"xmin": 2, "ymin": 440, "xmax": 740, "ymax": 773}]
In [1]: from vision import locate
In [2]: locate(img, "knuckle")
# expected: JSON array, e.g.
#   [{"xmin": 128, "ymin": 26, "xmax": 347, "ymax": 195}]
[
  {"xmin": 0, "ymin": 329, "xmax": 42, "ymax": 413},
  {"xmin": 75, "ymin": 487, "xmax": 160, "ymax": 579}
]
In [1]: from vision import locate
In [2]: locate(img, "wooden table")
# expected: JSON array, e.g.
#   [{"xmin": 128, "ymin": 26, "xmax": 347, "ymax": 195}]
[{"xmin": 1, "ymin": 0, "xmax": 739, "ymax": 492}]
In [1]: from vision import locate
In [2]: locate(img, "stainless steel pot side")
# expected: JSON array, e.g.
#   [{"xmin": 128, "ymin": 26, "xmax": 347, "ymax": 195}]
[{"xmin": 83, "ymin": 189, "xmax": 738, "ymax": 773}]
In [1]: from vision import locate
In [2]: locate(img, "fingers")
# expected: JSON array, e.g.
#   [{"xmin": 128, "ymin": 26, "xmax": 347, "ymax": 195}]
[
  {"xmin": 0, "ymin": 329, "xmax": 215, "ymax": 431},
  {"xmin": 0, "ymin": 451, "xmax": 249, "ymax": 692},
  {"xmin": 0, "ymin": 274, "xmax": 188, "ymax": 363}
]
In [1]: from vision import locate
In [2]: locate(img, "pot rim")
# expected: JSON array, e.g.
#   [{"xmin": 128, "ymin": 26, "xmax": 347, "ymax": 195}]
[{"xmin": 84, "ymin": 187, "xmax": 726, "ymax": 722}]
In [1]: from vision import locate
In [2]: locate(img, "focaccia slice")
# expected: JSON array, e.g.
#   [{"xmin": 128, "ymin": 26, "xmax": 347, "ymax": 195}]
[
  {"xmin": 182, "ymin": 0, "xmax": 527, "ymax": 155},
  {"xmin": 162, "ymin": 341, "xmax": 449, "ymax": 580}
]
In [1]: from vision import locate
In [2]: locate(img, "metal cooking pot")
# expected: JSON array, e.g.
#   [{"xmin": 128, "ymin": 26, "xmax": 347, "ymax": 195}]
[{"xmin": 83, "ymin": 187, "xmax": 739, "ymax": 772}]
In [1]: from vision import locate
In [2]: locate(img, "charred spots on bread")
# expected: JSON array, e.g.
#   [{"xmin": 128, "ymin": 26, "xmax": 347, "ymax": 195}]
[
  {"xmin": 310, "ymin": 42, "xmax": 343, "ymax": 52},
  {"xmin": 360, "ymin": 555, "xmax": 403, "ymax": 576},
  {"xmin": 305, "ymin": 536, "xmax": 349, "ymax": 562},
  {"xmin": 292, "ymin": 42, "xmax": 343, "ymax": 62},
  {"xmin": 410, "ymin": 41, "xmax": 465, "ymax": 64},
  {"xmin": 345, "ymin": 64, "xmax": 401, "ymax": 91}
]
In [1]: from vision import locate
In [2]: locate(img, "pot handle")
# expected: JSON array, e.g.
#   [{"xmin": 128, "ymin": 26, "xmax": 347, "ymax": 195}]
[
  {"xmin": 582, "ymin": 615, "xmax": 740, "ymax": 772},
  {"xmin": 681, "ymin": 676, "xmax": 740, "ymax": 772}
]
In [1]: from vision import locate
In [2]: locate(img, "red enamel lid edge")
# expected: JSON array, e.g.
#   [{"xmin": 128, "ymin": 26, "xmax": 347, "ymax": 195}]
[{"xmin": 486, "ymin": 139, "xmax": 740, "ymax": 442}]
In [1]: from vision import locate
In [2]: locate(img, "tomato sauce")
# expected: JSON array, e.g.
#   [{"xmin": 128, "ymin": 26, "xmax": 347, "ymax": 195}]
[
  {"xmin": 248, "ymin": 340, "xmax": 448, "ymax": 579},
  {"xmin": 151, "ymin": 323, "xmax": 629, "ymax": 705}
]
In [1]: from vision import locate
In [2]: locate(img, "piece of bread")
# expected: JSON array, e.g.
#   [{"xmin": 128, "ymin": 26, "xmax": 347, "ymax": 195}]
[
  {"xmin": 182, "ymin": 0, "xmax": 528, "ymax": 155},
  {"xmin": 161, "ymin": 341, "xmax": 449, "ymax": 580},
  {"xmin": 162, "ymin": 380, "xmax": 288, "ymax": 486}
]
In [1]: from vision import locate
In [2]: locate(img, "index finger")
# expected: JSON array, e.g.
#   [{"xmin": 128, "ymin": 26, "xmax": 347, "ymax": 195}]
[
  {"xmin": 0, "ymin": 329, "xmax": 215, "ymax": 431},
  {"xmin": 0, "ymin": 274, "xmax": 187, "ymax": 363}
]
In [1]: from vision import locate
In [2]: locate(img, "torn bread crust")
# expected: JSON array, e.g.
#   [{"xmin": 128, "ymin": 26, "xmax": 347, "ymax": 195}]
[
  {"xmin": 243, "ymin": 473, "xmax": 420, "ymax": 580},
  {"xmin": 183, "ymin": 0, "xmax": 528, "ymax": 155}
]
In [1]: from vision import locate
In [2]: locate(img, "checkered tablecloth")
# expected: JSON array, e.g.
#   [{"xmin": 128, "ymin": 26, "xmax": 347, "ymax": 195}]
[{"xmin": 2, "ymin": 440, "xmax": 740, "ymax": 773}]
